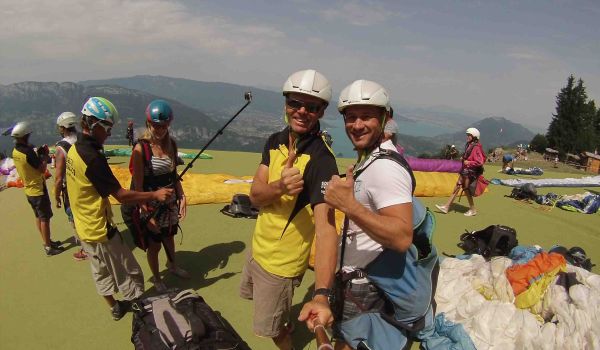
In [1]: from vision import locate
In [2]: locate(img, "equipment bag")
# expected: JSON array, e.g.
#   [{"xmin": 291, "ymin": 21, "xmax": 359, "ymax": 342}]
[
  {"xmin": 220, "ymin": 194, "xmax": 259, "ymax": 219},
  {"xmin": 468, "ymin": 175, "xmax": 489, "ymax": 197},
  {"xmin": 131, "ymin": 289, "xmax": 251, "ymax": 350},
  {"xmin": 458, "ymin": 224, "xmax": 518, "ymax": 259}
]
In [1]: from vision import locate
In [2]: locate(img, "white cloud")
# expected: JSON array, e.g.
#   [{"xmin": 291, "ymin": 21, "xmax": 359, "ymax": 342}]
[
  {"xmin": 319, "ymin": 1, "xmax": 398, "ymax": 26},
  {"xmin": 0, "ymin": 0, "xmax": 286, "ymax": 63}
]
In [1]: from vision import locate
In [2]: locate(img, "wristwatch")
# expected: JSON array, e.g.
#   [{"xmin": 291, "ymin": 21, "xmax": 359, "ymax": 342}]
[{"xmin": 312, "ymin": 288, "xmax": 331, "ymax": 299}]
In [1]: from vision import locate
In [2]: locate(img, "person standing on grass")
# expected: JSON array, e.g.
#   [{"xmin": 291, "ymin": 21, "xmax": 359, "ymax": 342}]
[
  {"xmin": 54, "ymin": 112, "xmax": 88, "ymax": 261},
  {"xmin": 240, "ymin": 69, "xmax": 339, "ymax": 350},
  {"xmin": 130, "ymin": 100, "xmax": 188, "ymax": 293},
  {"xmin": 11, "ymin": 121, "xmax": 64, "ymax": 256},
  {"xmin": 299, "ymin": 79, "xmax": 439, "ymax": 350},
  {"xmin": 67, "ymin": 97, "xmax": 173, "ymax": 321},
  {"xmin": 436, "ymin": 127, "xmax": 485, "ymax": 216}
]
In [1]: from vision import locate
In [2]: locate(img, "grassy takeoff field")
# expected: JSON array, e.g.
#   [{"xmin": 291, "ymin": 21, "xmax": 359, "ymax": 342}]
[{"xmin": 1, "ymin": 149, "xmax": 599, "ymax": 349}]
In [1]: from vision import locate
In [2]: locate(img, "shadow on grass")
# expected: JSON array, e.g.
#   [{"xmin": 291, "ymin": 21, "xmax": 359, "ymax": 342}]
[
  {"xmin": 161, "ymin": 241, "xmax": 246, "ymax": 291},
  {"xmin": 291, "ymin": 283, "xmax": 318, "ymax": 350}
]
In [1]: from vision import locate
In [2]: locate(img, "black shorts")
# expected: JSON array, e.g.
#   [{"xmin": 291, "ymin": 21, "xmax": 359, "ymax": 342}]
[
  {"xmin": 26, "ymin": 192, "xmax": 53, "ymax": 220},
  {"xmin": 144, "ymin": 225, "xmax": 178, "ymax": 244}
]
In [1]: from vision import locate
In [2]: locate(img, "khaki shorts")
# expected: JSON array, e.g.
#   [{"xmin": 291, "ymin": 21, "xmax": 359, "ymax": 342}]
[
  {"xmin": 81, "ymin": 230, "xmax": 144, "ymax": 301},
  {"xmin": 239, "ymin": 252, "xmax": 302, "ymax": 338}
]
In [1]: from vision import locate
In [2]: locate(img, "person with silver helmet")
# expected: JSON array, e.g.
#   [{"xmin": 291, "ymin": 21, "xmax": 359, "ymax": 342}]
[
  {"xmin": 11, "ymin": 121, "xmax": 64, "ymax": 256},
  {"xmin": 239, "ymin": 69, "xmax": 338, "ymax": 350},
  {"xmin": 66, "ymin": 97, "xmax": 173, "ymax": 321},
  {"xmin": 436, "ymin": 127, "xmax": 485, "ymax": 216},
  {"xmin": 300, "ymin": 80, "xmax": 440, "ymax": 350},
  {"xmin": 54, "ymin": 112, "xmax": 88, "ymax": 261}
]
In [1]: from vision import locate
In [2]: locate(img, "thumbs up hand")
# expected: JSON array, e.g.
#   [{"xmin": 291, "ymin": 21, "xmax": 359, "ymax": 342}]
[
  {"xmin": 280, "ymin": 149, "xmax": 304, "ymax": 196},
  {"xmin": 324, "ymin": 165, "xmax": 356, "ymax": 212}
]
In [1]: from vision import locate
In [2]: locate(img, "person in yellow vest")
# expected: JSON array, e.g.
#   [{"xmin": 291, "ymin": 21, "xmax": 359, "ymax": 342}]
[
  {"xmin": 11, "ymin": 121, "xmax": 64, "ymax": 256},
  {"xmin": 54, "ymin": 112, "xmax": 88, "ymax": 261},
  {"xmin": 239, "ymin": 69, "xmax": 339, "ymax": 350},
  {"xmin": 66, "ymin": 97, "xmax": 173, "ymax": 321}
]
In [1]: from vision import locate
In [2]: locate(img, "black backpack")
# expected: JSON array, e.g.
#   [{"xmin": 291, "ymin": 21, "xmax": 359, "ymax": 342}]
[
  {"xmin": 457, "ymin": 225, "xmax": 518, "ymax": 259},
  {"xmin": 131, "ymin": 289, "xmax": 251, "ymax": 350},
  {"xmin": 507, "ymin": 183, "xmax": 537, "ymax": 201},
  {"xmin": 220, "ymin": 194, "xmax": 259, "ymax": 219}
]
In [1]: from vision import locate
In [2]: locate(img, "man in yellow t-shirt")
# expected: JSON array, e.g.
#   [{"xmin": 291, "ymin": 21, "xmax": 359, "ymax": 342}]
[
  {"xmin": 11, "ymin": 121, "xmax": 64, "ymax": 256},
  {"xmin": 67, "ymin": 97, "xmax": 173, "ymax": 321},
  {"xmin": 239, "ymin": 70, "xmax": 338, "ymax": 350}
]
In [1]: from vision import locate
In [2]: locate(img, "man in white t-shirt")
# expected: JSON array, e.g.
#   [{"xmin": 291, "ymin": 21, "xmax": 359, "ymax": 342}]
[{"xmin": 299, "ymin": 80, "xmax": 422, "ymax": 349}]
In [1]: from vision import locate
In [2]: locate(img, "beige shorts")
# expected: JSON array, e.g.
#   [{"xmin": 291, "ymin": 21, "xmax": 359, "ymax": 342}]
[
  {"xmin": 81, "ymin": 231, "xmax": 145, "ymax": 301},
  {"xmin": 239, "ymin": 252, "xmax": 302, "ymax": 338}
]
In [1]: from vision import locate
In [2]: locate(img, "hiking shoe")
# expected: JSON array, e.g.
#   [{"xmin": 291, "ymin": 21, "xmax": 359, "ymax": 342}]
[
  {"xmin": 111, "ymin": 300, "xmax": 131, "ymax": 321},
  {"xmin": 44, "ymin": 245, "xmax": 65, "ymax": 256},
  {"xmin": 50, "ymin": 240, "xmax": 63, "ymax": 249},
  {"xmin": 464, "ymin": 209, "xmax": 477, "ymax": 217},
  {"xmin": 167, "ymin": 263, "xmax": 191, "ymax": 279},
  {"xmin": 149, "ymin": 276, "xmax": 168, "ymax": 293},
  {"xmin": 435, "ymin": 204, "xmax": 449, "ymax": 214},
  {"xmin": 73, "ymin": 249, "xmax": 88, "ymax": 261}
]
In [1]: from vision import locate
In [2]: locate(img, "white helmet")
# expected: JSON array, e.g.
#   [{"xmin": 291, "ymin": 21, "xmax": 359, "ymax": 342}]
[
  {"xmin": 10, "ymin": 121, "xmax": 33, "ymax": 138},
  {"xmin": 466, "ymin": 127, "xmax": 480, "ymax": 139},
  {"xmin": 282, "ymin": 69, "xmax": 332, "ymax": 103},
  {"xmin": 337, "ymin": 80, "xmax": 390, "ymax": 113},
  {"xmin": 56, "ymin": 112, "xmax": 78, "ymax": 128}
]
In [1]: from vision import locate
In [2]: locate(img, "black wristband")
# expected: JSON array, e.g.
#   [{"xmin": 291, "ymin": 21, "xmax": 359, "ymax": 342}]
[{"xmin": 312, "ymin": 288, "xmax": 331, "ymax": 299}]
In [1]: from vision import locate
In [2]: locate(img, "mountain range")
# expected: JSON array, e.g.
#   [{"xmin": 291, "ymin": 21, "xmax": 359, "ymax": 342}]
[{"xmin": 1, "ymin": 76, "xmax": 536, "ymax": 157}]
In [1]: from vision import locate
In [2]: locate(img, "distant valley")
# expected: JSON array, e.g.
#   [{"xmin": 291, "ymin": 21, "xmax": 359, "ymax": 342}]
[{"xmin": 2, "ymin": 76, "xmax": 535, "ymax": 158}]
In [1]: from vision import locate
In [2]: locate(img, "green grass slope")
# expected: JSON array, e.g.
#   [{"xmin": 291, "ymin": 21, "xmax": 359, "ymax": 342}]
[{"xmin": 0, "ymin": 150, "xmax": 598, "ymax": 349}]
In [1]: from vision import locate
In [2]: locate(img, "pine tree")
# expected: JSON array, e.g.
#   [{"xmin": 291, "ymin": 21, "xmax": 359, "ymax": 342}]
[{"xmin": 547, "ymin": 76, "xmax": 597, "ymax": 154}]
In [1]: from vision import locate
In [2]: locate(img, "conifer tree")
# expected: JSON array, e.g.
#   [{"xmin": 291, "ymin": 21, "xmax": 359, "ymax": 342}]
[{"xmin": 547, "ymin": 75, "xmax": 597, "ymax": 154}]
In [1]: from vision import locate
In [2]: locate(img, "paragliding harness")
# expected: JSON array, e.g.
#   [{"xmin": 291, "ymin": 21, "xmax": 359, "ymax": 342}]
[
  {"xmin": 454, "ymin": 225, "xmax": 518, "ymax": 259},
  {"xmin": 507, "ymin": 183, "xmax": 538, "ymax": 201},
  {"xmin": 131, "ymin": 289, "xmax": 251, "ymax": 350},
  {"xmin": 123, "ymin": 139, "xmax": 181, "ymax": 261},
  {"xmin": 549, "ymin": 246, "xmax": 595, "ymax": 272},
  {"xmin": 458, "ymin": 142, "xmax": 488, "ymax": 198},
  {"xmin": 220, "ymin": 194, "xmax": 259, "ymax": 219},
  {"xmin": 331, "ymin": 149, "xmax": 439, "ymax": 344}
]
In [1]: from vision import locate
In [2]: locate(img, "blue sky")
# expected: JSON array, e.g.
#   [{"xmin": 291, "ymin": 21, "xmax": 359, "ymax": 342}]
[{"xmin": 1, "ymin": 0, "xmax": 598, "ymax": 129}]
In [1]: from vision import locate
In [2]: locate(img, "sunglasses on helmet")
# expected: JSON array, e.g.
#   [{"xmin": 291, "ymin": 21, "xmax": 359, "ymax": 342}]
[{"xmin": 286, "ymin": 98, "xmax": 323, "ymax": 114}]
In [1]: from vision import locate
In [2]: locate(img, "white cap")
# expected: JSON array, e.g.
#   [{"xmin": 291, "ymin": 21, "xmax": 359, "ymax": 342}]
[
  {"xmin": 56, "ymin": 112, "xmax": 78, "ymax": 128},
  {"xmin": 282, "ymin": 69, "xmax": 332, "ymax": 103},
  {"xmin": 338, "ymin": 80, "xmax": 390, "ymax": 113},
  {"xmin": 10, "ymin": 121, "xmax": 32, "ymax": 138},
  {"xmin": 466, "ymin": 127, "xmax": 480, "ymax": 139}
]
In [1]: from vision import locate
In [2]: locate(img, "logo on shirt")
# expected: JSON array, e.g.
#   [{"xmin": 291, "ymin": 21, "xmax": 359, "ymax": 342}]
[{"xmin": 320, "ymin": 181, "xmax": 328, "ymax": 195}]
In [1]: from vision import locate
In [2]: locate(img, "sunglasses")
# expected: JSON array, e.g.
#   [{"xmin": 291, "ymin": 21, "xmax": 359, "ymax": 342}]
[
  {"xmin": 286, "ymin": 98, "xmax": 323, "ymax": 114},
  {"xmin": 92, "ymin": 120, "xmax": 112, "ymax": 133},
  {"xmin": 150, "ymin": 122, "xmax": 169, "ymax": 129}
]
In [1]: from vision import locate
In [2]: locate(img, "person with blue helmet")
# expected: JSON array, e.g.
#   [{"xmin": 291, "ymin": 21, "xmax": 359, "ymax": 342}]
[
  {"xmin": 67, "ymin": 97, "xmax": 173, "ymax": 321},
  {"xmin": 128, "ymin": 99, "xmax": 188, "ymax": 292}
]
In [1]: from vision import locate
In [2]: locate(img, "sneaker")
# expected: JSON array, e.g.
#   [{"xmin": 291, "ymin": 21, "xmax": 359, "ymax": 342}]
[
  {"xmin": 50, "ymin": 240, "xmax": 63, "ymax": 249},
  {"xmin": 167, "ymin": 263, "xmax": 191, "ymax": 279},
  {"xmin": 149, "ymin": 276, "xmax": 168, "ymax": 293},
  {"xmin": 111, "ymin": 300, "xmax": 131, "ymax": 321},
  {"xmin": 73, "ymin": 249, "xmax": 88, "ymax": 261},
  {"xmin": 435, "ymin": 204, "xmax": 449, "ymax": 214},
  {"xmin": 464, "ymin": 209, "xmax": 477, "ymax": 217},
  {"xmin": 44, "ymin": 245, "xmax": 65, "ymax": 256}
]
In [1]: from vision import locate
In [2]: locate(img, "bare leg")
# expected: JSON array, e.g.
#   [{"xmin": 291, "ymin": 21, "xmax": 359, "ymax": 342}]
[
  {"xmin": 39, "ymin": 218, "xmax": 52, "ymax": 246},
  {"xmin": 463, "ymin": 177, "xmax": 476, "ymax": 210},
  {"xmin": 103, "ymin": 295, "xmax": 116, "ymax": 308},
  {"xmin": 146, "ymin": 240, "xmax": 162, "ymax": 281}
]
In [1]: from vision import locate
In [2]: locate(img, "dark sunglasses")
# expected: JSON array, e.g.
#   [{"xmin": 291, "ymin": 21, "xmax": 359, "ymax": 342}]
[
  {"xmin": 150, "ymin": 122, "xmax": 169, "ymax": 129},
  {"xmin": 92, "ymin": 120, "xmax": 112, "ymax": 133},
  {"xmin": 286, "ymin": 98, "xmax": 323, "ymax": 114}
]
